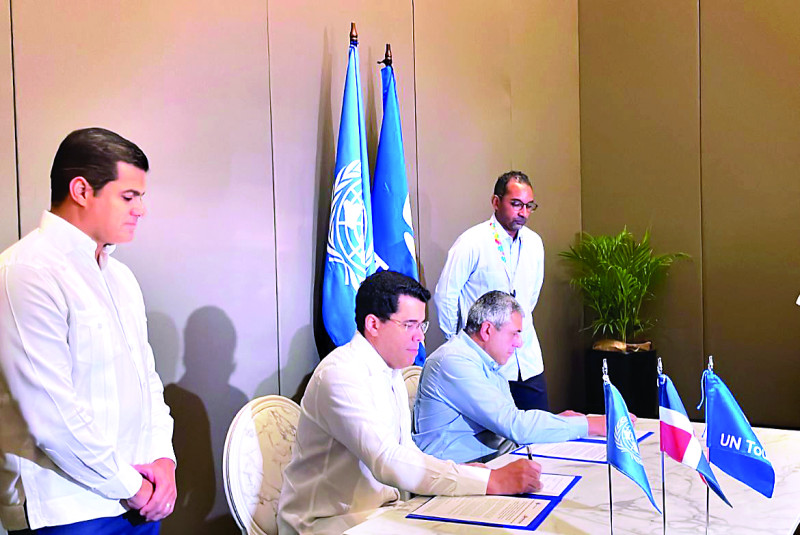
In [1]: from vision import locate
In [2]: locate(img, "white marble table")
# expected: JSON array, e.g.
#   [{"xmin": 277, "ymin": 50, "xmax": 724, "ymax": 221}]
[{"xmin": 345, "ymin": 419, "xmax": 800, "ymax": 534}]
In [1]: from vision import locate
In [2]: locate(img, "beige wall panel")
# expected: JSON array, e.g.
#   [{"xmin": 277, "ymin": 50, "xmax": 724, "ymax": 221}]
[
  {"xmin": 579, "ymin": 1, "xmax": 703, "ymax": 411},
  {"xmin": 0, "ymin": 0, "xmax": 16, "ymax": 252},
  {"xmin": 415, "ymin": 1, "xmax": 513, "ymax": 352},
  {"xmin": 12, "ymin": 2, "xmax": 276, "ymax": 529},
  {"xmin": 701, "ymin": 1, "xmax": 800, "ymax": 428},
  {"xmin": 509, "ymin": 0, "xmax": 582, "ymax": 410},
  {"xmin": 267, "ymin": 1, "xmax": 417, "ymax": 397}
]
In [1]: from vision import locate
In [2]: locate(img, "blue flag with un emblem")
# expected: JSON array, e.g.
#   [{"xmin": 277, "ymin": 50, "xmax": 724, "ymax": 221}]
[
  {"xmin": 322, "ymin": 40, "xmax": 374, "ymax": 347},
  {"xmin": 700, "ymin": 368, "xmax": 775, "ymax": 498},
  {"xmin": 605, "ymin": 377, "xmax": 660, "ymax": 513},
  {"xmin": 372, "ymin": 62, "xmax": 425, "ymax": 365}
]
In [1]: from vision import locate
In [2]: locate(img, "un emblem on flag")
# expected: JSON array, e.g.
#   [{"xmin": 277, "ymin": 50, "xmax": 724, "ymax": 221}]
[
  {"xmin": 327, "ymin": 160, "xmax": 370, "ymax": 287},
  {"xmin": 614, "ymin": 417, "xmax": 643, "ymax": 466}
]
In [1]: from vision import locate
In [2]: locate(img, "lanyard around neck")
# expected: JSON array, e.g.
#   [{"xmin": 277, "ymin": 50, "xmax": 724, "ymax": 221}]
[{"xmin": 490, "ymin": 220, "xmax": 521, "ymax": 296}]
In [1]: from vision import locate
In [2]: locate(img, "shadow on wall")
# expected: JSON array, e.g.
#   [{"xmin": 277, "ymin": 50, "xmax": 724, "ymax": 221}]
[{"xmin": 151, "ymin": 306, "xmax": 248, "ymax": 535}]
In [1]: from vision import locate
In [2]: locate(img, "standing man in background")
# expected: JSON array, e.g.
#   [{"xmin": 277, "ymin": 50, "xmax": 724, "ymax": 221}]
[
  {"xmin": 0, "ymin": 128, "xmax": 176, "ymax": 533},
  {"xmin": 434, "ymin": 171, "xmax": 548, "ymax": 410}
]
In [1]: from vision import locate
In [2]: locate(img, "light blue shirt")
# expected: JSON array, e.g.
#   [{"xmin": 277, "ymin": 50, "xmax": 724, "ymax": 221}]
[{"xmin": 413, "ymin": 332, "xmax": 588, "ymax": 463}]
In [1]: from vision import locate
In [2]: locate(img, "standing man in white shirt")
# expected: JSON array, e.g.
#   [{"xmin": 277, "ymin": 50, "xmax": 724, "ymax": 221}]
[
  {"xmin": 277, "ymin": 270, "xmax": 543, "ymax": 535},
  {"xmin": 0, "ymin": 128, "xmax": 176, "ymax": 534},
  {"xmin": 435, "ymin": 171, "xmax": 549, "ymax": 410}
]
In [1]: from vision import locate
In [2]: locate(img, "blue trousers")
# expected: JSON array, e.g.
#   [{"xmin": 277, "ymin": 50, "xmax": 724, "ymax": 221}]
[
  {"xmin": 508, "ymin": 371, "xmax": 549, "ymax": 411},
  {"xmin": 10, "ymin": 511, "xmax": 159, "ymax": 535}
]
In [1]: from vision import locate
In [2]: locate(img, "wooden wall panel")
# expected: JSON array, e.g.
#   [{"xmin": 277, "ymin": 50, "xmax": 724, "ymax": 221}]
[
  {"xmin": 578, "ymin": 0, "xmax": 704, "ymax": 413},
  {"xmin": 11, "ymin": 2, "xmax": 276, "ymax": 530},
  {"xmin": 0, "ymin": 0, "xmax": 16, "ymax": 251},
  {"xmin": 508, "ymin": 0, "xmax": 583, "ymax": 410},
  {"xmin": 701, "ymin": 1, "xmax": 800, "ymax": 427},
  {"xmin": 267, "ymin": 0, "xmax": 417, "ymax": 399}
]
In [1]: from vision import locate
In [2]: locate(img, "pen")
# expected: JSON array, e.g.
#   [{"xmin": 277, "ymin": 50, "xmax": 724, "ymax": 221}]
[{"xmin": 526, "ymin": 445, "xmax": 533, "ymax": 460}]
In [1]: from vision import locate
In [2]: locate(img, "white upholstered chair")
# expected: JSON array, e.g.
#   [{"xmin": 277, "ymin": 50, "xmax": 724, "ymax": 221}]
[
  {"xmin": 402, "ymin": 365, "xmax": 422, "ymax": 417},
  {"xmin": 223, "ymin": 395, "xmax": 301, "ymax": 535}
]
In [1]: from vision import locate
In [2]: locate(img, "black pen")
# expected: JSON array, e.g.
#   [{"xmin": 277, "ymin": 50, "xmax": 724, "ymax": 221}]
[{"xmin": 526, "ymin": 445, "xmax": 533, "ymax": 460}]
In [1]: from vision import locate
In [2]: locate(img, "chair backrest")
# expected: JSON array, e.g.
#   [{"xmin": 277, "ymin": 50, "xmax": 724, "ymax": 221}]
[
  {"xmin": 402, "ymin": 365, "xmax": 422, "ymax": 417},
  {"xmin": 223, "ymin": 395, "xmax": 301, "ymax": 535}
]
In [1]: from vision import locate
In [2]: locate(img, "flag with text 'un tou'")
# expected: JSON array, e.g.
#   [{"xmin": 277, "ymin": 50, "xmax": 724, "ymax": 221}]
[
  {"xmin": 701, "ymin": 369, "xmax": 775, "ymax": 498},
  {"xmin": 372, "ymin": 63, "xmax": 425, "ymax": 365},
  {"xmin": 605, "ymin": 379, "xmax": 660, "ymax": 513},
  {"xmin": 322, "ymin": 40, "xmax": 374, "ymax": 347},
  {"xmin": 658, "ymin": 373, "xmax": 730, "ymax": 506}
]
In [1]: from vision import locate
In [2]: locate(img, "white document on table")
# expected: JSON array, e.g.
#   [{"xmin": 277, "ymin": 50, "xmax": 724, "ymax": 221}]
[
  {"xmin": 516, "ymin": 430, "xmax": 654, "ymax": 463},
  {"xmin": 408, "ymin": 495, "xmax": 551, "ymax": 528},
  {"xmin": 533, "ymin": 473, "xmax": 580, "ymax": 498},
  {"xmin": 524, "ymin": 441, "xmax": 607, "ymax": 462}
]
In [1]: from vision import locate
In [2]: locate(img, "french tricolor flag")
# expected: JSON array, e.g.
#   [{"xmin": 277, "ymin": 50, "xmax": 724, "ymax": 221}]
[{"xmin": 659, "ymin": 373, "xmax": 731, "ymax": 506}]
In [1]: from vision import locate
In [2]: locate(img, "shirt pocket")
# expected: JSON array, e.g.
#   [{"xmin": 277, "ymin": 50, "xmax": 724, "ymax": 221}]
[{"xmin": 73, "ymin": 310, "xmax": 114, "ymax": 365}]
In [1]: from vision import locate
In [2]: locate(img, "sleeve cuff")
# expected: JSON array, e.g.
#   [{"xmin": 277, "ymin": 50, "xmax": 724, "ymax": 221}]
[
  {"xmin": 455, "ymin": 464, "xmax": 492, "ymax": 495},
  {"xmin": 569, "ymin": 416, "xmax": 589, "ymax": 439},
  {"xmin": 94, "ymin": 464, "xmax": 143, "ymax": 500}
]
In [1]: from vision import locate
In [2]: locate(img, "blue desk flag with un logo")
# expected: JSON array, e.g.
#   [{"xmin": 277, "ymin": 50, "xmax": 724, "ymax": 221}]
[
  {"xmin": 322, "ymin": 39, "xmax": 374, "ymax": 347},
  {"xmin": 605, "ymin": 374, "xmax": 661, "ymax": 513},
  {"xmin": 373, "ymin": 62, "xmax": 425, "ymax": 365},
  {"xmin": 699, "ymin": 367, "xmax": 775, "ymax": 498}
]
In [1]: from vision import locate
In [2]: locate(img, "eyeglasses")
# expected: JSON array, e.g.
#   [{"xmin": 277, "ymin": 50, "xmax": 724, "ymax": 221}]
[
  {"xmin": 387, "ymin": 319, "xmax": 429, "ymax": 334},
  {"xmin": 509, "ymin": 199, "xmax": 538, "ymax": 212}
]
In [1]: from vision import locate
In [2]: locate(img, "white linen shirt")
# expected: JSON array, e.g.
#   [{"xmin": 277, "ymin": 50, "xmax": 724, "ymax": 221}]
[
  {"xmin": 277, "ymin": 332, "xmax": 490, "ymax": 535},
  {"xmin": 0, "ymin": 212, "xmax": 175, "ymax": 530},
  {"xmin": 434, "ymin": 215, "xmax": 545, "ymax": 380}
]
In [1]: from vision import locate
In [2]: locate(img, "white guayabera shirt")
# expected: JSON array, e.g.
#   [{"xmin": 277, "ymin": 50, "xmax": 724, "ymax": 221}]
[
  {"xmin": 0, "ymin": 212, "xmax": 175, "ymax": 530},
  {"xmin": 277, "ymin": 332, "xmax": 489, "ymax": 535}
]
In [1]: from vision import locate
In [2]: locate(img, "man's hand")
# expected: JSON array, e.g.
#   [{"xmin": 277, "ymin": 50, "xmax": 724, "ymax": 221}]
[
  {"xmin": 133, "ymin": 458, "xmax": 177, "ymax": 522},
  {"xmin": 125, "ymin": 477, "xmax": 154, "ymax": 511},
  {"xmin": 486, "ymin": 459, "xmax": 542, "ymax": 495},
  {"xmin": 629, "ymin": 412, "xmax": 638, "ymax": 426},
  {"xmin": 558, "ymin": 410, "xmax": 585, "ymax": 418},
  {"xmin": 587, "ymin": 415, "xmax": 606, "ymax": 436}
]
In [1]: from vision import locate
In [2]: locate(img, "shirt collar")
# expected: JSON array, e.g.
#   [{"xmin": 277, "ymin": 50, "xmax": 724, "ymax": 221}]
[
  {"xmin": 39, "ymin": 211, "xmax": 117, "ymax": 267},
  {"xmin": 490, "ymin": 214, "xmax": 521, "ymax": 246},
  {"xmin": 348, "ymin": 331, "xmax": 398, "ymax": 378},
  {"xmin": 457, "ymin": 330, "xmax": 502, "ymax": 372}
]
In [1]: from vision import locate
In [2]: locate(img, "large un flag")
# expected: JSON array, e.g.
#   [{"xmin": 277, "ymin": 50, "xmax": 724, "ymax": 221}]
[{"xmin": 322, "ymin": 37, "xmax": 374, "ymax": 347}]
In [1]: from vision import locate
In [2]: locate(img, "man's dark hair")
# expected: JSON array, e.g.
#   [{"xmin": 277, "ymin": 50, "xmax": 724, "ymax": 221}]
[
  {"xmin": 493, "ymin": 170, "xmax": 532, "ymax": 198},
  {"xmin": 355, "ymin": 270, "xmax": 431, "ymax": 334},
  {"xmin": 50, "ymin": 127, "xmax": 149, "ymax": 206}
]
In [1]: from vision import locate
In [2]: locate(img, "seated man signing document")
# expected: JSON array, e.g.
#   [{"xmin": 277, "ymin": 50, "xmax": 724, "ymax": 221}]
[
  {"xmin": 278, "ymin": 271, "xmax": 543, "ymax": 535},
  {"xmin": 414, "ymin": 291, "xmax": 606, "ymax": 463}
]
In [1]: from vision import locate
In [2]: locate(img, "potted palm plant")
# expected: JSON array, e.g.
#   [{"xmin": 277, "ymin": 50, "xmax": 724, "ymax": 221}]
[{"xmin": 560, "ymin": 228, "xmax": 687, "ymax": 417}]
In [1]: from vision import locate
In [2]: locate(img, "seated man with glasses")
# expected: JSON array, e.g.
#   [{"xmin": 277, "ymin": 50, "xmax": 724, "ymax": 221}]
[
  {"xmin": 415, "ymin": 291, "xmax": 606, "ymax": 464},
  {"xmin": 434, "ymin": 170, "xmax": 550, "ymax": 411},
  {"xmin": 278, "ymin": 270, "xmax": 544, "ymax": 535}
]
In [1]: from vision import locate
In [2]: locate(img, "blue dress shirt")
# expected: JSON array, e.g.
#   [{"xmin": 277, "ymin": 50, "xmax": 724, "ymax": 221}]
[{"xmin": 413, "ymin": 332, "xmax": 588, "ymax": 463}]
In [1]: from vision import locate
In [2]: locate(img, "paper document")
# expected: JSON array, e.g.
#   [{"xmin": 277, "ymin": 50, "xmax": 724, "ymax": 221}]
[
  {"xmin": 524, "ymin": 441, "xmax": 607, "ymax": 463},
  {"xmin": 409, "ymin": 495, "xmax": 551, "ymax": 527},
  {"xmin": 513, "ymin": 431, "xmax": 654, "ymax": 463},
  {"xmin": 532, "ymin": 473, "xmax": 580, "ymax": 498}
]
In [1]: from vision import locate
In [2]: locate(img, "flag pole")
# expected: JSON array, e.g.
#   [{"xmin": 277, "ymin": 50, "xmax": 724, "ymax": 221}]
[
  {"xmin": 378, "ymin": 43, "xmax": 392, "ymax": 66},
  {"xmin": 705, "ymin": 355, "xmax": 713, "ymax": 535},
  {"xmin": 603, "ymin": 358, "xmax": 613, "ymax": 533},
  {"xmin": 350, "ymin": 21, "xmax": 358, "ymax": 44},
  {"xmin": 657, "ymin": 357, "xmax": 666, "ymax": 535}
]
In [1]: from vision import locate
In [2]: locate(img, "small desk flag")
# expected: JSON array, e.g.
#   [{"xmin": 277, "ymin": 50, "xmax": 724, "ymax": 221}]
[
  {"xmin": 373, "ymin": 61, "xmax": 425, "ymax": 364},
  {"xmin": 659, "ymin": 372, "xmax": 730, "ymax": 506},
  {"xmin": 700, "ymin": 368, "xmax": 775, "ymax": 498},
  {"xmin": 605, "ymin": 376, "xmax": 661, "ymax": 513},
  {"xmin": 322, "ymin": 38, "xmax": 375, "ymax": 347}
]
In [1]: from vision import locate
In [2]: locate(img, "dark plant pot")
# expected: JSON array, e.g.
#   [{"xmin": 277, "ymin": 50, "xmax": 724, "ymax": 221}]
[{"xmin": 584, "ymin": 349, "xmax": 658, "ymax": 419}]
